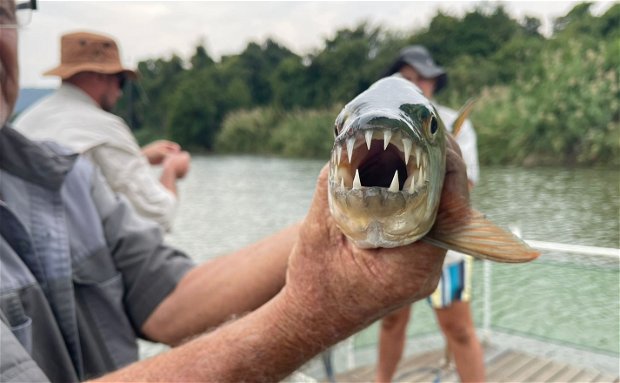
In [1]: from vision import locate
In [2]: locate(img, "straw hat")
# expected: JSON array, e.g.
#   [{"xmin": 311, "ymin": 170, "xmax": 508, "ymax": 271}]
[{"xmin": 44, "ymin": 31, "xmax": 137, "ymax": 80}]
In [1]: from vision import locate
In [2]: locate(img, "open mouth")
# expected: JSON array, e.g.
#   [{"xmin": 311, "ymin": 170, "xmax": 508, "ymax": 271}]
[{"xmin": 331, "ymin": 128, "xmax": 427, "ymax": 194}]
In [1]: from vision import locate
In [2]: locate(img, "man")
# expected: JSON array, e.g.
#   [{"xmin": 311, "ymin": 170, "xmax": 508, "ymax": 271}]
[
  {"xmin": 375, "ymin": 45, "xmax": 484, "ymax": 383},
  {"xmin": 14, "ymin": 31, "xmax": 189, "ymax": 232},
  {"xmin": 1, "ymin": 3, "xmax": 471, "ymax": 381}
]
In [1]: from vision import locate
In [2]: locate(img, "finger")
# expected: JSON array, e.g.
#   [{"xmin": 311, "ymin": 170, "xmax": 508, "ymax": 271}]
[
  {"xmin": 304, "ymin": 163, "xmax": 330, "ymax": 222},
  {"xmin": 443, "ymin": 134, "xmax": 468, "ymax": 194},
  {"xmin": 434, "ymin": 139, "xmax": 471, "ymax": 233},
  {"xmin": 445, "ymin": 134, "xmax": 463, "ymax": 159},
  {"xmin": 298, "ymin": 163, "xmax": 343, "ymax": 249}
]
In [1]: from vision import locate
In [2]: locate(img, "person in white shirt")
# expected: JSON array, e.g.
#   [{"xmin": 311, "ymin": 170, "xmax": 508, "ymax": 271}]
[
  {"xmin": 374, "ymin": 45, "xmax": 484, "ymax": 383},
  {"xmin": 15, "ymin": 31, "xmax": 190, "ymax": 232}
]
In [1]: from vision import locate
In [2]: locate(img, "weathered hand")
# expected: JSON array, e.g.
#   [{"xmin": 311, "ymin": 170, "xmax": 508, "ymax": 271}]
[
  {"xmin": 280, "ymin": 136, "xmax": 470, "ymax": 337},
  {"xmin": 92, "ymin": 137, "xmax": 471, "ymax": 383},
  {"xmin": 142, "ymin": 140, "xmax": 181, "ymax": 165},
  {"xmin": 431, "ymin": 134, "xmax": 473, "ymax": 236}
]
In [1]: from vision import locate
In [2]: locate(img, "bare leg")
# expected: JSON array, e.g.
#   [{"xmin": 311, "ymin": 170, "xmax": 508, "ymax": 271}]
[
  {"xmin": 435, "ymin": 301, "xmax": 485, "ymax": 382},
  {"xmin": 375, "ymin": 305, "xmax": 412, "ymax": 383}
]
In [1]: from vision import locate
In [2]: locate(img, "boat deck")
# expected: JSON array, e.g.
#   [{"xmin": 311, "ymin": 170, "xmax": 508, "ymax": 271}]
[{"xmin": 332, "ymin": 344, "xmax": 619, "ymax": 382}]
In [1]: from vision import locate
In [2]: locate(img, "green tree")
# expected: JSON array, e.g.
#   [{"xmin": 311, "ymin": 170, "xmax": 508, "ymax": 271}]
[
  {"xmin": 167, "ymin": 67, "xmax": 252, "ymax": 149},
  {"xmin": 115, "ymin": 55, "xmax": 186, "ymax": 143},
  {"xmin": 224, "ymin": 39, "xmax": 297, "ymax": 106},
  {"xmin": 190, "ymin": 43, "xmax": 215, "ymax": 70}
]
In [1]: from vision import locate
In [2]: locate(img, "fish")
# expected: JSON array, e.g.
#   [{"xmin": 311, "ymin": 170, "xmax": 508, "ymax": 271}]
[{"xmin": 328, "ymin": 76, "xmax": 539, "ymax": 263}]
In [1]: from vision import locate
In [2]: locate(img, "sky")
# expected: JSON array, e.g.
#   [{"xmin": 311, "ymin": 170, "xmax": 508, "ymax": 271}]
[{"xmin": 18, "ymin": 1, "xmax": 614, "ymax": 88}]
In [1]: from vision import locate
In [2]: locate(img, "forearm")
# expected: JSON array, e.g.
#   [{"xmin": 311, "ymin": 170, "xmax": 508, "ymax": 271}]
[
  {"xmin": 93, "ymin": 287, "xmax": 358, "ymax": 383},
  {"xmin": 141, "ymin": 223, "xmax": 300, "ymax": 345}
]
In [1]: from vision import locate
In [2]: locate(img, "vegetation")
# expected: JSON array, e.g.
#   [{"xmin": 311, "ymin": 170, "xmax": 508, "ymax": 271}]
[{"xmin": 116, "ymin": 3, "xmax": 619, "ymax": 167}]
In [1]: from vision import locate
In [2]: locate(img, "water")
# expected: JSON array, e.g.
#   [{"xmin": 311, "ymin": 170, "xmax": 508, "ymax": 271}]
[
  {"xmin": 165, "ymin": 155, "xmax": 324, "ymax": 258},
  {"xmin": 150, "ymin": 156, "xmax": 619, "ymax": 374}
]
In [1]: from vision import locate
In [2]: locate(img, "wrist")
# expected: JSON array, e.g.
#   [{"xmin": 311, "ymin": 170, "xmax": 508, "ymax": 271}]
[{"xmin": 271, "ymin": 283, "xmax": 368, "ymax": 354}]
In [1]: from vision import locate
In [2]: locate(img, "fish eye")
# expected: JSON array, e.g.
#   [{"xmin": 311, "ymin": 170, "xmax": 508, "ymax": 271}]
[{"xmin": 429, "ymin": 116, "xmax": 438, "ymax": 135}]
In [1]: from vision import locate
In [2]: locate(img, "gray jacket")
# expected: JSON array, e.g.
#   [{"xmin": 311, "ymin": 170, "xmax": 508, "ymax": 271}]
[{"xmin": 0, "ymin": 126, "xmax": 195, "ymax": 382}]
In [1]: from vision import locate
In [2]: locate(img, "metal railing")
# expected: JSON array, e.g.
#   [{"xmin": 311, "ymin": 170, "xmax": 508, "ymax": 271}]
[
  {"xmin": 340, "ymin": 238, "xmax": 620, "ymax": 372},
  {"xmin": 481, "ymin": 239, "xmax": 620, "ymax": 341}
]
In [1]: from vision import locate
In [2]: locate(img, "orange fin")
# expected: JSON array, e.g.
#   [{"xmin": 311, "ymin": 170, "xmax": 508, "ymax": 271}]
[
  {"xmin": 451, "ymin": 97, "xmax": 477, "ymax": 137},
  {"xmin": 424, "ymin": 209, "xmax": 540, "ymax": 263}
]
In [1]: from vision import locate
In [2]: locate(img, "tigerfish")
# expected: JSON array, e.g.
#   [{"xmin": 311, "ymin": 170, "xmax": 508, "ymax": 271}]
[{"xmin": 328, "ymin": 76, "xmax": 538, "ymax": 263}]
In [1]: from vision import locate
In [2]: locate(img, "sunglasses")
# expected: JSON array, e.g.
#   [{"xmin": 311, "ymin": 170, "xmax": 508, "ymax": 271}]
[{"xmin": 116, "ymin": 73, "xmax": 127, "ymax": 89}]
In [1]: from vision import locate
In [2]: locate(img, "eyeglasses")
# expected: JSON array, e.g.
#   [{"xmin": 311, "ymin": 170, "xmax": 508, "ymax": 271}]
[{"xmin": 0, "ymin": 0, "xmax": 37, "ymax": 29}]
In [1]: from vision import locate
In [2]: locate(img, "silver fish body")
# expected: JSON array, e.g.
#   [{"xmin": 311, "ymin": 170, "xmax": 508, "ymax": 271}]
[{"xmin": 328, "ymin": 77, "xmax": 540, "ymax": 263}]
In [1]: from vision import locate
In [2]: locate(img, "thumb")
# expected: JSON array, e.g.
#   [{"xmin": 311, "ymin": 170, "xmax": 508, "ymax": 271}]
[{"xmin": 304, "ymin": 163, "xmax": 330, "ymax": 222}]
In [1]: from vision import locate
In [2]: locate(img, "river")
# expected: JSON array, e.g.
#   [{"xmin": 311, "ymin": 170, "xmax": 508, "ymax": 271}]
[
  {"xmin": 166, "ymin": 156, "xmax": 619, "ymax": 255},
  {"xmin": 149, "ymin": 155, "xmax": 619, "ymax": 375}
]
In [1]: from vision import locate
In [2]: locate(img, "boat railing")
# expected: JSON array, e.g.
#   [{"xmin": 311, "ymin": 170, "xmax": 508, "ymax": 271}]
[
  {"xmin": 481, "ymin": 238, "xmax": 620, "ymax": 342},
  {"xmin": 337, "ymin": 238, "xmax": 620, "ymax": 373}
]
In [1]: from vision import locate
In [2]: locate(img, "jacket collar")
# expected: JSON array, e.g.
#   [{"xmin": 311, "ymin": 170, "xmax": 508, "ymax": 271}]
[
  {"xmin": 0, "ymin": 125, "xmax": 78, "ymax": 190},
  {"xmin": 58, "ymin": 82, "xmax": 100, "ymax": 107}
]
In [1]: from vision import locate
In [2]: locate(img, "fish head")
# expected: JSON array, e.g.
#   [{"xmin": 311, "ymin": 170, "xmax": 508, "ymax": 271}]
[{"xmin": 328, "ymin": 77, "xmax": 446, "ymax": 248}]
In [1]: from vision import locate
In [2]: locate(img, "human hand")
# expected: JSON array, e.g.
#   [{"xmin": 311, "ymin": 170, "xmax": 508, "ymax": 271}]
[
  {"xmin": 278, "ymin": 134, "xmax": 470, "ymax": 337},
  {"xmin": 162, "ymin": 151, "xmax": 191, "ymax": 179},
  {"xmin": 142, "ymin": 140, "xmax": 181, "ymax": 165},
  {"xmin": 90, "ymin": 135, "xmax": 470, "ymax": 383}
]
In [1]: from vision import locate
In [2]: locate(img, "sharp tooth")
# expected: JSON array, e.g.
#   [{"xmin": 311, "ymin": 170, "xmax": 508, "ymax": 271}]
[
  {"xmin": 418, "ymin": 168, "xmax": 425, "ymax": 186},
  {"xmin": 415, "ymin": 147, "xmax": 421, "ymax": 168},
  {"xmin": 409, "ymin": 175, "xmax": 416, "ymax": 193},
  {"xmin": 365, "ymin": 130, "xmax": 373, "ymax": 150},
  {"xmin": 346, "ymin": 137, "xmax": 355, "ymax": 163},
  {"xmin": 353, "ymin": 169, "xmax": 362, "ymax": 189},
  {"xmin": 389, "ymin": 170, "xmax": 399, "ymax": 192},
  {"xmin": 403, "ymin": 138, "xmax": 412, "ymax": 165},
  {"xmin": 336, "ymin": 146, "xmax": 342, "ymax": 165},
  {"xmin": 383, "ymin": 130, "xmax": 392, "ymax": 150},
  {"xmin": 340, "ymin": 177, "xmax": 345, "ymax": 189}
]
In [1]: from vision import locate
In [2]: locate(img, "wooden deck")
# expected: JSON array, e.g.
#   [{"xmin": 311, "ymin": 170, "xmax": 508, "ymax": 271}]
[{"xmin": 332, "ymin": 345, "xmax": 619, "ymax": 382}]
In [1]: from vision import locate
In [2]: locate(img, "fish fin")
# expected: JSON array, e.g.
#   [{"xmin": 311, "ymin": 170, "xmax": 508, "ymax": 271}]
[
  {"xmin": 451, "ymin": 97, "xmax": 477, "ymax": 137},
  {"xmin": 424, "ymin": 208, "xmax": 540, "ymax": 263}
]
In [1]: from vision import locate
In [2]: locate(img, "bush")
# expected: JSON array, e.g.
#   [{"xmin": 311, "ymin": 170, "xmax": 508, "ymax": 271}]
[
  {"xmin": 472, "ymin": 39, "xmax": 619, "ymax": 167},
  {"xmin": 215, "ymin": 108, "xmax": 282, "ymax": 154},
  {"xmin": 215, "ymin": 106, "xmax": 341, "ymax": 158}
]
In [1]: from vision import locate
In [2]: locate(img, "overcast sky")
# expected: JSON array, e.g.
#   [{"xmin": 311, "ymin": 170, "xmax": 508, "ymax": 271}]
[{"xmin": 19, "ymin": 1, "xmax": 613, "ymax": 88}]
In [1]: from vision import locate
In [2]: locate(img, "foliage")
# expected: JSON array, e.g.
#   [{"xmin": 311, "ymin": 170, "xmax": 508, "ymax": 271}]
[
  {"xmin": 268, "ymin": 107, "xmax": 339, "ymax": 158},
  {"xmin": 215, "ymin": 106, "xmax": 339, "ymax": 158},
  {"xmin": 114, "ymin": 3, "xmax": 619, "ymax": 166},
  {"xmin": 474, "ymin": 39, "xmax": 618, "ymax": 167},
  {"xmin": 214, "ymin": 107, "xmax": 282, "ymax": 154}
]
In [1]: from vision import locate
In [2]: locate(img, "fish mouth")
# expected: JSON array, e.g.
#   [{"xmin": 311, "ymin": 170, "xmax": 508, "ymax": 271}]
[
  {"xmin": 328, "ymin": 125, "xmax": 433, "ymax": 248},
  {"xmin": 330, "ymin": 127, "xmax": 428, "ymax": 195}
]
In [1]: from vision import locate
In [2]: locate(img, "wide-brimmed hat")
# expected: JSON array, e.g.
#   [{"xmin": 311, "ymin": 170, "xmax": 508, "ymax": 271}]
[
  {"xmin": 385, "ymin": 45, "xmax": 448, "ymax": 93},
  {"xmin": 44, "ymin": 31, "xmax": 137, "ymax": 80}
]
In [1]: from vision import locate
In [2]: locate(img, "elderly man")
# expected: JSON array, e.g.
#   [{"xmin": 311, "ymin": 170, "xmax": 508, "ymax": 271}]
[
  {"xmin": 15, "ymin": 31, "xmax": 189, "ymax": 231},
  {"xmin": 0, "ymin": 2, "xmax": 469, "ymax": 381}
]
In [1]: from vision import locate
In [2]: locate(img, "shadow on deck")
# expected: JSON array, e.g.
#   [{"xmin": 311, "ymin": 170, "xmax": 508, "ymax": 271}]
[{"xmin": 332, "ymin": 344, "xmax": 619, "ymax": 382}]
